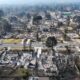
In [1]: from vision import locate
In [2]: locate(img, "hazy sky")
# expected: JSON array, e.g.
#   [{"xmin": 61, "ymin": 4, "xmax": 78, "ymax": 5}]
[{"xmin": 0, "ymin": 0, "xmax": 79, "ymax": 5}]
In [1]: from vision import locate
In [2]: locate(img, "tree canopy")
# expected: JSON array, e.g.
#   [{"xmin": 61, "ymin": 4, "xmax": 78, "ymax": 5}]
[
  {"xmin": 46, "ymin": 36, "xmax": 57, "ymax": 48},
  {"xmin": 33, "ymin": 15, "xmax": 42, "ymax": 21}
]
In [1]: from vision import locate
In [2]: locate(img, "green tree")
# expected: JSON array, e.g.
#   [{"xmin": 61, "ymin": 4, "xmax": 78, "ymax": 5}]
[
  {"xmin": 63, "ymin": 28, "xmax": 70, "ymax": 41},
  {"xmin": 15, "ymin": 68, "xmax": 30, "ymax": 80},
  {"xmin": 46, "ymin": 36, "xmax": 57, "ymax": 55},
  {"xmin": 33, "ymin": 15, "xmax": 42, "ymax": 25}
]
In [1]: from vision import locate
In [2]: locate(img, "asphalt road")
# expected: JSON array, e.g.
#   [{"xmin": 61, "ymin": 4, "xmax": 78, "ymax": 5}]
[{"xmin": 0, "ymin": 41, "xmax": 79, "ymax": 50}]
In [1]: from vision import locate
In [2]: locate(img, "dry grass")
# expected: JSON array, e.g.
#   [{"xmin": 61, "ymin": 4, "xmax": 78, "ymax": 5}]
[{"xmin": 0, "ymin": 39, "xmax": 22, "ymax": 44}]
